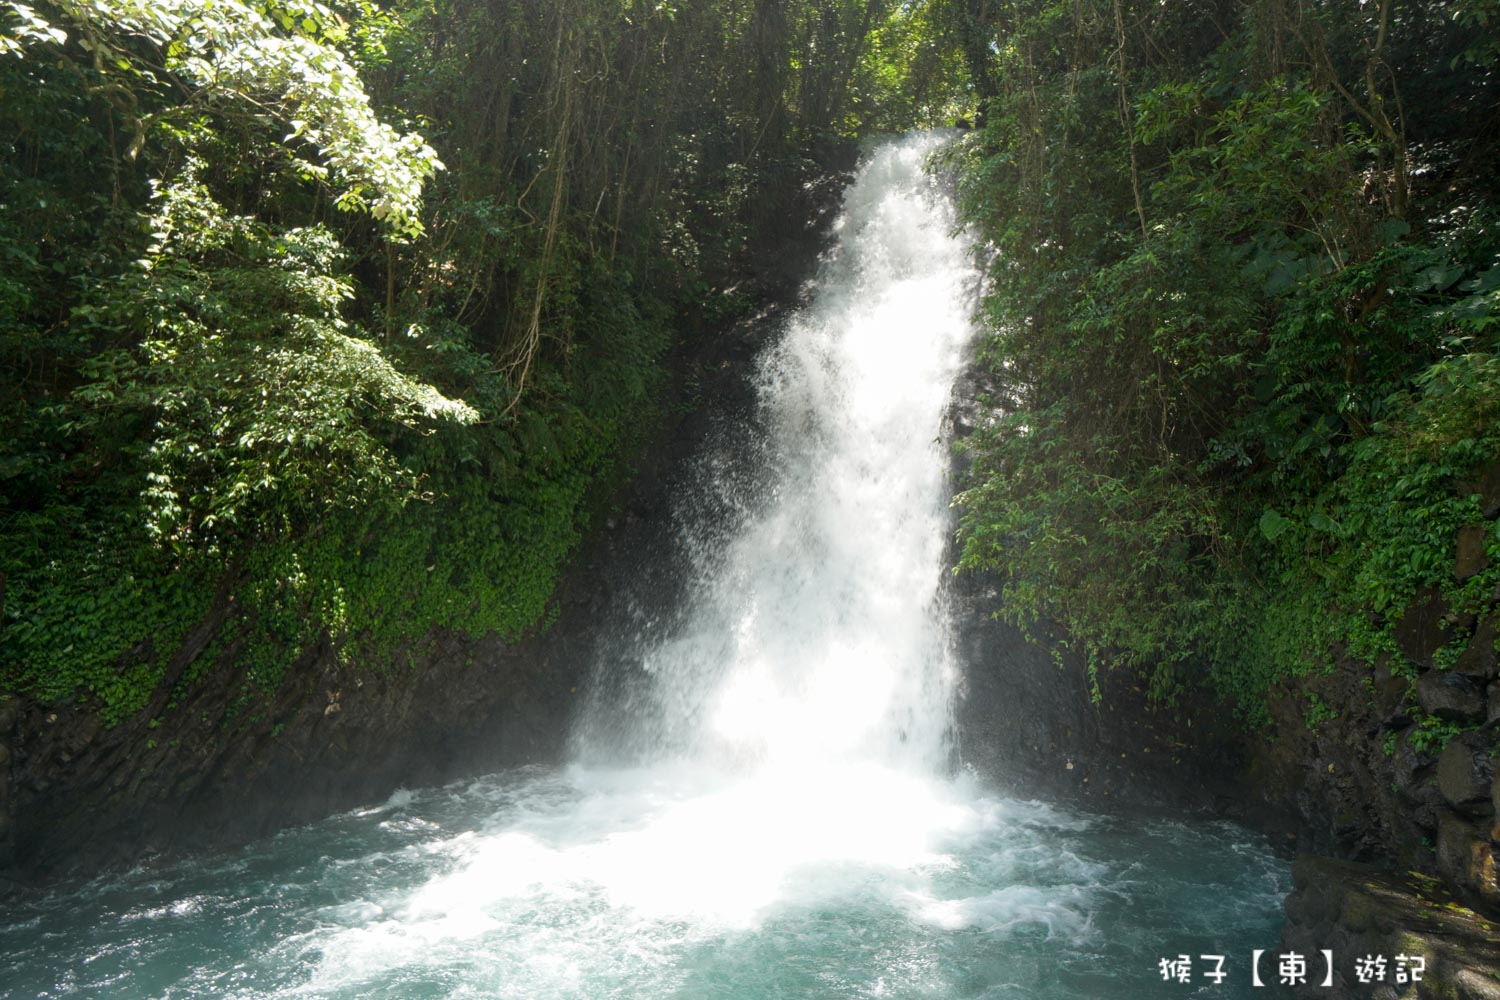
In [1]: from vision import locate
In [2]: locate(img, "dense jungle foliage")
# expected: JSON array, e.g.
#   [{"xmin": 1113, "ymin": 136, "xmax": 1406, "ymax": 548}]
[
  {"xmin": 949, "ymin": 0, "xmax": 1500, "ymax": 725},
  {"xmin": 4, "ymin": 0, "xmax": 1498, "ymax": 737},
  {"xmin": 0, "ymin": 0, "xmax": 971, "ymax": 721}
]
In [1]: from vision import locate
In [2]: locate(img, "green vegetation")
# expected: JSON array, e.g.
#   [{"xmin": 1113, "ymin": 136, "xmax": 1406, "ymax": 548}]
[
  {"xmin": 1409, "ymin": 714, "xmax": 1467, "ymax": 755},
  {"xmin": 7, "ymin": 0, "xmax": 1497, "ymax": 739},
  {"xmin": 950, "ymin": 0, "xmax": 1500, "ymax": 721},
  {"xmin": 0, "ymin": 0, "xmax": 976, "ymax": 722}
]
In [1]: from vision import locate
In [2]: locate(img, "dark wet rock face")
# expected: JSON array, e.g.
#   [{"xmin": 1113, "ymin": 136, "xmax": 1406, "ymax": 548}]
[
  {"xmin": 0, "ymin": 705, "xmax": 14, "ymax": 869},
  {"xmin": 1457, "ymin": 614, "xmax": 1499, "ymax": 681},
  {"xmin": 1396, "ymin": 588, "xmax": 1456, "ymax": 672},
  {"xmin": 946, "ymin": 591, "xmax": 1252, "ymax": 816},
  {"xmin": 7, "ymin": 626, "xmax": 583, "ymax": 879},
  {"xmin": 1438, "ymin": 731, "xmax": 1496, "ymax": 814},
  {"xmin": 1251, "ymin": 661, "xmax": 1421, "ymax": 866},
  {"xmin": 1457, "ymin": 526, "xmax": 1492, "ymax": 581},
  {"xmin": 1417, "ymin": 671, "xmax": 1487, "ymax": 722}
]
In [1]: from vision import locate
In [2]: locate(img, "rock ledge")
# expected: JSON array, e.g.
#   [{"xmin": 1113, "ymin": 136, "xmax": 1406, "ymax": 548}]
[{"xmin": 1283, "ymin": 855, "xmax": 1500, "ymax": 999}]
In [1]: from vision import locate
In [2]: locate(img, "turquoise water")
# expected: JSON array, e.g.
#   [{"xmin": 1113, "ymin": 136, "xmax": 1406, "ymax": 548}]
[{"xmin": 0, "ymin": 765, "xmax": 1288, "ymax": 999}]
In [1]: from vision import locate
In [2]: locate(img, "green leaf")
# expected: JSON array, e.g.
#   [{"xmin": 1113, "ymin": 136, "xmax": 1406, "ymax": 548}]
[
  {"xmin": 1260, "ymin": 509, "xmax": 1293, "ymax": 541},
  {"xmin": 1308, "ymin": 511, "xmax": 1337, "ymax": 534},
  {"xmin": 1416, "ymin": 263, "xmax": 1465, "ymax": 292}
]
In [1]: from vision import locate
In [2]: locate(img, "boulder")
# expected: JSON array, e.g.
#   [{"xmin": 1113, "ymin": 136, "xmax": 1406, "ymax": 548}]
[
  {"xmin": 1416, "ymin": 671, "xmax": 1486, "ymax": 722},
  {"xmin": 1455, "ymin": 970, "xmax": 1500, "ymax": 1000},
  {"xmin": 1437, "ymin": 730, "xmax": 1496, "ymax": 812},
  {"xmin": 1456, "ymin": 612, "xmax": 1500, "ymax": 682},
  {"xmin": 1491, "ymin": 682, "xmax": 1500, "ymax": 725},
  {"xmin": 1436, "ymin": 811, "xmax": 1500, "ymax": 910},
  {"xmin": 1457, "ymin": 525, "xmax": 1493, "ymax": 580},
  {"xmin": 1393, "ymin": 726, "xmax": 1440, "ymax": 797},
  {"xmin": 1283, "ymin": 855, "xmax": 1500, "ymax": 999},
  {"xmin": 1372, "ymin": 654, "xmax": 1411, "ymax": 720},
  {"xmin": 1458, "ymin": 458, "xmax": 1500, "ymax": 520},
  {"xmin": 1395, "ymin": 588, "xmax": 1455, "ymax": 671}
]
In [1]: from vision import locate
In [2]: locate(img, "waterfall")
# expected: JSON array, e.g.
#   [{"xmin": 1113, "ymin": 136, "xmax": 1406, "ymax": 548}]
[
  {"xmin": 578, "ymin": 131, "xmax": 977, "ymax": 777},
  {"xmin": 0, "ymin": 133, "xmax": 1291, "ymax": 1000}
]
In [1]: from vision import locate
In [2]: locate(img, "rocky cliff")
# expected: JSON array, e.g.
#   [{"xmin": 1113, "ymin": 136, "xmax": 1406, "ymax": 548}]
[{"xmin": 1260, "ymin": 471, "xmax": 1500, "ymax": 997}]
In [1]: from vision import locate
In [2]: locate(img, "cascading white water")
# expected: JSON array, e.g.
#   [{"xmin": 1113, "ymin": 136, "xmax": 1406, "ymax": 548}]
[
  {"xmin": 581, "ymin": 131, "xmax": 975, "ymax": 776},
  {"xmin": 0, "ymin": 134, "xmax": 1290, "ymax": 1000},
  {"xmin": 420, "ymin": 130, "xmax": 992, "ymax": 936}
]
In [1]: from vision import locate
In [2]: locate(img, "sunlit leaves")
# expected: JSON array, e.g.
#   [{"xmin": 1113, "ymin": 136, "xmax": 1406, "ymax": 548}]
[
  {"xmin": 91, "ymin": 166, "xmax": 475, "ymax": 548},
  {"xmin": 0, "ymin": 3, "xmax": 67, "ymax": 55},
  {"xmin": 15, "ymin": 0, "xmax": 442, "ymax": 235}
]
